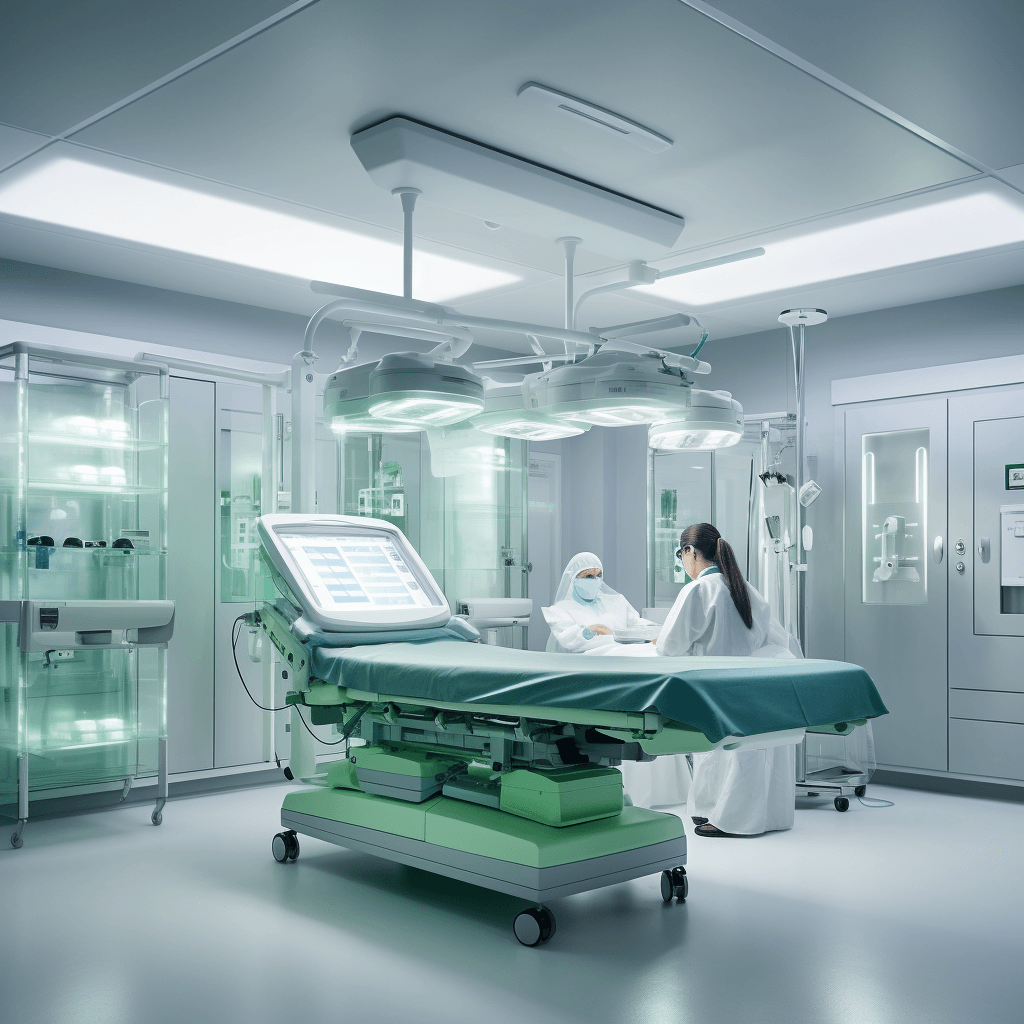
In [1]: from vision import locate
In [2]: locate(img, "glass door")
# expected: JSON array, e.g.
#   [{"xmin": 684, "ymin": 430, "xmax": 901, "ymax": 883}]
[{"xmin": 844, "ymin": 398, "xmax": 948, "ymax": 771}]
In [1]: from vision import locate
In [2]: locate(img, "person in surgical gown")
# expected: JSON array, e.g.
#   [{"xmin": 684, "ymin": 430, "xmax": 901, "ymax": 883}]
[
  {"xmin": 542, "ymin": 554, "xmax": 689, "ymax": 807},
  {"xmin": 657, "ymin": 522, "xmax": 801, "ymax": 837},
  {"xmin": 542, "ymin": 552, "xmax": 652, "ymax": 653}
]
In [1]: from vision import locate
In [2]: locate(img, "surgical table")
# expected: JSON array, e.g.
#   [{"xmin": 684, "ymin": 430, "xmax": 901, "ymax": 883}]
[{"xmin": 247, "ymin": 514, "xmax": 886, "ymax": 946}]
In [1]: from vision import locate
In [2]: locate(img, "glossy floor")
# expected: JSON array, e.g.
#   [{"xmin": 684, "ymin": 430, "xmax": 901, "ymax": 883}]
[{"xmin": 1, "ymin": 781, "xmax": 1021, "ymax": 1024}]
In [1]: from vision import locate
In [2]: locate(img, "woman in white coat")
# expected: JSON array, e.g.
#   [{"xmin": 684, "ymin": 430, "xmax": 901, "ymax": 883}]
[
  {"xmin": 658, "ymin": 522, "xmax": 801, "ymax": 837},
  {"xmin": 542, "ymin": 552, "xmax": 653, "ymax": 653}
]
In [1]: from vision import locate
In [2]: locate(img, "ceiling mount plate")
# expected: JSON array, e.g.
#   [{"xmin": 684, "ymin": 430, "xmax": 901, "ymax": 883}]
[
  {"xmin": 779, "ymin": 308, "xmax": 828, "ymax": 327},
  {"xmin": 517, "ymin": 82, "xmax": 673, "ymax": 154},
  {"xmin": 350, "ymin": 117, "xmax": 685, "ymax": 257}
]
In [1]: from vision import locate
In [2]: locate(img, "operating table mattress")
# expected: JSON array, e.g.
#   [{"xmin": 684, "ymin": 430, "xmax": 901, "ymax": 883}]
[{"xmin": 312, "ymin": 641, "xmax": 886, "ymax": 744}]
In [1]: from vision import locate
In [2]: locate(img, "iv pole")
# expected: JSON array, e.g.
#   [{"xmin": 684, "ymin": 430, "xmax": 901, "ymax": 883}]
[{"xmin": 777, "ymin": 308, "xmax": 827, "ymax": 655}]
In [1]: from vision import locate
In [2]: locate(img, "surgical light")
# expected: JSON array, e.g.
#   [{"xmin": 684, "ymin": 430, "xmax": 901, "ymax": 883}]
[
  {"xmin": 634, "ymin": 184, "xmax": 1024, "ymax": 307},
  {"xmin": 324, "ymin": 363, "xmax": 422, "ymax": 434},
  {"xmin": 471, "ymin": 382, "xmax": 590, "ymax": 441},
  {"xmin": 368, "ymin": 353, "xmax": 484, "ymax": 427},
  {"xmin": 0, "ymin": 152, "xmax": 521, "ymax": 302},
  {"xmin": 526, "ymin": 348, "xmax": 692, "ymax": 427},
  {"xmin": 648, "ymin": 390, "xmax": 744, "ymax": 450}
]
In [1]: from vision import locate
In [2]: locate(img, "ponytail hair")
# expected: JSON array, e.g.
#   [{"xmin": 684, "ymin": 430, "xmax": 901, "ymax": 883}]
[{"xmin": 678, "ymin": 522, "xmax": 753, "ymax": 629}]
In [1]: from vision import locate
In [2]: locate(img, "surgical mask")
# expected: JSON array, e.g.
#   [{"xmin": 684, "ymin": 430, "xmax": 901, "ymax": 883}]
[{"xmin": 573, "ymin": 577, "xmax": 603, "ymax": 602}]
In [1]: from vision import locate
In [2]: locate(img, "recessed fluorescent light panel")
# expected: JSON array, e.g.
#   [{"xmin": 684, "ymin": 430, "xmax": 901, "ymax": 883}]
[
  {"xmin": 0, "ymin": 153, "xmax": 520, "ymax": 302},
  {"xmin": 636, "ymin": 185, "xmax": 1024, "ymax": 308}
]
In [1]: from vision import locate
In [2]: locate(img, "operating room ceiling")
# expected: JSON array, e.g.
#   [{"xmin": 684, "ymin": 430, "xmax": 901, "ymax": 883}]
[{"xmin": 1, "ymin": 0, "xmax": 1022, "ymax": 354}]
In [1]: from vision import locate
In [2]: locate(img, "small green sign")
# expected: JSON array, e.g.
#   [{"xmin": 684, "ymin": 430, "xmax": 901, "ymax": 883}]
[{"xmin": 1007, "ymin": 464, "xmax": 1024, "ymax": 490}]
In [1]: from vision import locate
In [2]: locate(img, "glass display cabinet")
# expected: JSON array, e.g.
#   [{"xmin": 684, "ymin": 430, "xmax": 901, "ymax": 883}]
[{"xmin": 0, "ymin": 343, "xmax": 170, "ymax": 846}]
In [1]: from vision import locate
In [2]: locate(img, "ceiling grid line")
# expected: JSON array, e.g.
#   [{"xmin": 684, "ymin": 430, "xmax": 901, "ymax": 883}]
[
  {"xmin": 677, "ymin": 0, "xmax": 1023, "ymax": 195},
  {"xmin": 0, "ymin": 0, "xmax": 323, "ymax": 177}
]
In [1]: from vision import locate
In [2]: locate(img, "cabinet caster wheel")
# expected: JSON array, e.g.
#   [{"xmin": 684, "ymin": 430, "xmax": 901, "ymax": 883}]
[
  {"xmin": 855, "ymin": 785, "xmax": 866, "ymax": 797},
  {"xmin": 513, "ymin": 906, "xmax": 555, "ymax": 946},
  {"xmin": 11, "ymin": 832, "xmax": 23, "ymax": 849},
  {"xmin": 834, "ymin": 797, "xmax": 850, "ymax": 812},
  {"xmin": 272, "ymin": 830, "xmax": 299, "ymax": 862},
  {"xmin": 151, "ymin": 811, "xmax": 162, "ymax": 826}
]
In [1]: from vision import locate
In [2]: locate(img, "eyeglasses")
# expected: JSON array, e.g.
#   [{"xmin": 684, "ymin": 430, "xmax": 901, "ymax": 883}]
[{"xmin": 675, "ymin": 546, "xmax": 692, "ymax": 560}]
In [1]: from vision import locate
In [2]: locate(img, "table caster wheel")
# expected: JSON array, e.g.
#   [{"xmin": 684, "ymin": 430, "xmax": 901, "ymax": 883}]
[
  {"xmin": 834, "ymin": 797, "xmax": 850, "ymax": 812},
  {"xmin": 662, "ymin": 867, "xmax": 687, "ymax": 902},
  {"xmin": 672, "ymin": 866, "xmax": 688, "ymax": 901},
  {"xmin": 514, "ymin": 906, "xmax": 555, "ymax": 946},
  {"xmin": 272, "ymin": 830, "xmax": 299, "ymax": 862},
  {"xmin": 855, "ymin": 785, "xmax": 866, "ymax": 797},
  {"xmin": 11, "ymin": 832, "xmax": 23, "ymax": 849},
  {"xmin": 151, "ymin": 810, "xmax": 162, "ymax": 826},
  {"xmin": 660, "ymin": 870, "xmax": 675, "ymax": 902}
]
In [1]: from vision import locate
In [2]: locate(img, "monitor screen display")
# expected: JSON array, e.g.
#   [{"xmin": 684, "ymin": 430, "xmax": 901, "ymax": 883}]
[{"xmin": 278, "ymin": 532, "xmax": 442, "ymax": 610}]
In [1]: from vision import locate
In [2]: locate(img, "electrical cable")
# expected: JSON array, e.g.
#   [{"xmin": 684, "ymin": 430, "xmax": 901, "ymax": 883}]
[
  {"xmin": 231, "ymin": 616, "xmax": 289, "ymax": 711},
  {"xmin": 231, "ymin": 615, "xmax": 367, "ymax": 748},
  {"xmin": 858, "ymin": 794, "xmax": 895, "ymax": 808},
  {"xmin": 290, "ymin": 703, "xmax": 348, "ymax": 746},
  {"xmin": 230, "ymin": 614, "xmax": 374, "ymax": 753}
]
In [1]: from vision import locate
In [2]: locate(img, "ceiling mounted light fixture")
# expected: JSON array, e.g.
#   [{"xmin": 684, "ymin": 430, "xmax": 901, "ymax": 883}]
[
  {"xmin": 527, "ymin": 348, "xmax": 692, "ymax": 427},
  {"xmin": 648, "ymin": 390, "xmax": 744, "ymax": 450},
  {"xmin": 0, "ymin": 150, "xmax": 520, "ymax": 302},
  {"xmin": 634, "ymin": 182, "xmax": 1024, "ymax": 308},
  {"xmin": 368, "ymin": 353, "xmax": 484, "ymax": 427},
  {"xmin": 517, "ymin": 83, "xmax": 673, "ymax": 153},
  {"xmin": 472, "ymin": 382, "xmax": 590, "ymax": 441},
  {"xmin": 324, "ymin": 362, "xmax": 422, "ymax": 434},
  {"xmin": 351, "ymin": 117, "xmax": 684, "ymax": 257}
]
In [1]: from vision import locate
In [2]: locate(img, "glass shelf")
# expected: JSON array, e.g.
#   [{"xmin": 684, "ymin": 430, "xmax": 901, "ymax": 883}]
[
  {"xmin": 0, "ymin": 478, "xmax": 163, "ymax": 496},
  {"xmin": 0, "ymin": 431, "xmax": 167, "ymax": 452},
  {"xmin": 29, "ymin": 480, "xmax": 162, "ymax": 496},
  {"xmin": 1, "ymin": 546, "xmax": 165, "ymax": 556}
]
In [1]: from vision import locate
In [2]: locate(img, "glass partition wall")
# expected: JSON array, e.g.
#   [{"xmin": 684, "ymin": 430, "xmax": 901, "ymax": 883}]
[
  {"xmin": 0, "ymin": 353, "xmax": 168, "ymax": 830},
  {"xmin": 338, "ymin": 427, "xmax": 529, "ymax": 646},
  {"xmin": 648, "ymin": 434, "xmax": 764, "ymax": 610}
]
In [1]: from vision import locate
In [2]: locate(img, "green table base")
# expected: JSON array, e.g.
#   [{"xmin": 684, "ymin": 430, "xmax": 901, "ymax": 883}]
[{"xmin": 283, "ymin": 787, "xmax": 684, "ymax": 869}]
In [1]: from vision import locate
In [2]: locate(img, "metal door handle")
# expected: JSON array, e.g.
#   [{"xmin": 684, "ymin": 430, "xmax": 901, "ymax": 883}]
[
  {"xmin": 933, "ymin": 536, "xmax": 943, "ymax": 564},
  {"xmin": 978, "ymin": 537, "xmax": 990, "ymax": 563}
]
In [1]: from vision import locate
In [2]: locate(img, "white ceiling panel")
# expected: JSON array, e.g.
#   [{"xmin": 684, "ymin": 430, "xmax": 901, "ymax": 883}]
[
  {"xmin": 69, "ymin": 0, "xmax": 971, "ymax": 265},
  {"xmin": 706, "ymin": 0, "xmax": 1024, "ymax": 170},
  {"xmin": 0, "ymin": 0, "xmax": 295, "ymax": 135}
]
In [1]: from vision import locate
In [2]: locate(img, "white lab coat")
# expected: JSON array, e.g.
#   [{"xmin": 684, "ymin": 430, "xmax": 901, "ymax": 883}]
[
  {"xmin": 658, "ymin": 567, "xmax": 800, "ymax": 835},
  {"xmin": 542, "ymin": 591, "xmax": 650, "ymax": 653}
]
